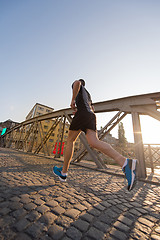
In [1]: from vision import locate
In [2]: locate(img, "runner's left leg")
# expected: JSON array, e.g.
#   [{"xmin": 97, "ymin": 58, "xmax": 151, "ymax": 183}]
[
  {"xmin": 53, "ymin": 130, "xmax": 81, "ymax": 181},
  {"xmin": 62, "ymin": 130, "xmax": 81, "ymax": 173}
]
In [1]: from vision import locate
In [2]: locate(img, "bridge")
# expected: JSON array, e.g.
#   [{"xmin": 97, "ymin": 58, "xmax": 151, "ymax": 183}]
[
  {"xmin": 1, "ymin": 92, "xmax": 160, "ymax": 239},
  {"xmin": 1, "ymin": 92, "xmax": 160, "ymax": 179}
]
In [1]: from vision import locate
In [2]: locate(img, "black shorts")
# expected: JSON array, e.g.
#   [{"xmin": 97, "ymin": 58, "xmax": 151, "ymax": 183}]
[{"xmin": 69, "ymin": 111, "xmax": 97, "ymax": 134}]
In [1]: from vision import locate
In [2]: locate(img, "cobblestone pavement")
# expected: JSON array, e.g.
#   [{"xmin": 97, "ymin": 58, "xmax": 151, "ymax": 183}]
[{"xmin": 0, "ymin": 148, "xmax": 160, "ymax": 240}]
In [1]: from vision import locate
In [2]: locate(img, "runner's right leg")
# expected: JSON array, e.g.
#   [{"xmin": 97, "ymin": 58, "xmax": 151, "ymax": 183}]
[{"xmin": 85, "ymin": 129, "xmax": 137, "ymax": 191}]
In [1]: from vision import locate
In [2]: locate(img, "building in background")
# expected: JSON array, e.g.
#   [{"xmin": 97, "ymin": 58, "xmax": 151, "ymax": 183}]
[
  {"xmin": 0, "ymin": 119, "xmax": 19, "ymax": 147},
  {"xmin": 0, "ymin": 119, "xmax": 19, "ymax": 135},
  {"xmin": 25, "ymin": 103, "xmax": 55, "ymax": 154},
  {"xmin": 25, "ymin": 103, "xmax": 82, "ymax": 156},
  {"xmin": 25, "ymin": 103, "xmax": 54, "ymax": 120}
]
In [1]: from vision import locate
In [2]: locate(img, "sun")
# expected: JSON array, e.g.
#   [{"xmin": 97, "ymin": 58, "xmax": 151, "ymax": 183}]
[{"xmin": 140, "ymin": 115, "xmax": 160, "ymax": 144}]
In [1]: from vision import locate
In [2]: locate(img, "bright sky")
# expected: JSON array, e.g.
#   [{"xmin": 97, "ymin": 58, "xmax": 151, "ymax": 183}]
[{"xmin": 1, "ymin": 0, "xmax": 160, "ymax": 143}]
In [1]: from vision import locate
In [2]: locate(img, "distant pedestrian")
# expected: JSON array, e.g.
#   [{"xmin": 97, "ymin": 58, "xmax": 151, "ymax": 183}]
[{"xmin": 53, "ymin": 79, "xmax": 137, "ymax": 191}]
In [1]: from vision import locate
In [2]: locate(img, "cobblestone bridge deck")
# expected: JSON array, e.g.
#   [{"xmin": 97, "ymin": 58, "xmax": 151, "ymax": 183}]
[{"xmin": 0, "ymin": 148, "xmax": 160, "ymax": 240}]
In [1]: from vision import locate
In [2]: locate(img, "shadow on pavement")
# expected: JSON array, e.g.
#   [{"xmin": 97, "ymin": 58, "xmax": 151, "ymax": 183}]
[{"xmin": 0, "ymin": 148, "xmax": 160, "ymax": 239}]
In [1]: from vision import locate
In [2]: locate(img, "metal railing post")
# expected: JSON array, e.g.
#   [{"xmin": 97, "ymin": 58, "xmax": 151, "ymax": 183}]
[
  {"xmin": 148, "ymin": 144, "xmax": 154, "ymax": 174},
  {"xmin": 132, "ymin": 111, "xmax": 146, "ymax": 178}
]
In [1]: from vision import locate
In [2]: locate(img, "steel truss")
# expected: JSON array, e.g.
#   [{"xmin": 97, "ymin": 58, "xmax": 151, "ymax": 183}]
[{"xmin": 2, "ymin": 92, "xmax": 160, "ymax": 178}]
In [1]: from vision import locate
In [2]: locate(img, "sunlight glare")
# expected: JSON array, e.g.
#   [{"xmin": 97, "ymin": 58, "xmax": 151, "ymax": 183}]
[{"xmin": 96, "ymin": 113, "xmax": 160, "ymax": 144}]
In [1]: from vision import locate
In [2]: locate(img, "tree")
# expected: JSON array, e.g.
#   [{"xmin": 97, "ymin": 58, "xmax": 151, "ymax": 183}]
[{"xmin": 118, "ymin": 122, "xmax": 127, "ymax": 147}]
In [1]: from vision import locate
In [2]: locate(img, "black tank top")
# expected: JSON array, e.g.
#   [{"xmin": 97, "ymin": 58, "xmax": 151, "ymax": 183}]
[{"xmin": 75, "ymin": 85, "xmax": 93, "ymax": 113}]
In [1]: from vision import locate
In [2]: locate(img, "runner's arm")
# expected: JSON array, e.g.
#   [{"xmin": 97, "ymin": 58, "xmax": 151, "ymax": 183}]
[{"xmin": 70, "ymin": 80, "xmax": 81, "ymax": 110}]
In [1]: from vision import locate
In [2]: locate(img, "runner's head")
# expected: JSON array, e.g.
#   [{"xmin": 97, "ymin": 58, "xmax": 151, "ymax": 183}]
[{"xmin": 79, "ymin": 79, "xmax": 85, "ymax": 86}]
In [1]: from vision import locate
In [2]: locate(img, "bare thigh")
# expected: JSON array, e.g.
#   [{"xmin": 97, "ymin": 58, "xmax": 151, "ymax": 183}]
[
  {"xmin": 67, "ymin": 130, "xmax": 81, "ymax": 142},
  {"xmin": 85, "ymin": 129, "xmax": 99, "ymax": 148}
]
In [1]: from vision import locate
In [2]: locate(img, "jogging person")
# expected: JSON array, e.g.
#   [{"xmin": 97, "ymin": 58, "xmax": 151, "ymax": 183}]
[{"xmin": 53, "ymin": 79, "xmax": 137, "ymax": 191}]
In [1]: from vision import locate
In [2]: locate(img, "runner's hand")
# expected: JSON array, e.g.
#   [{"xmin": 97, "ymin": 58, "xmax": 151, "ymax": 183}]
[
  {"xmin": 70, "ymin": 99, "xmax": 77, "ymax": 114},
  {"xmin": 70, "ymin": 99, "xmax": 76, "ymax": 109}
]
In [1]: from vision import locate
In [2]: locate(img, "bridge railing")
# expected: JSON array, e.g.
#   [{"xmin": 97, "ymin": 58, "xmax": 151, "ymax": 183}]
[
  {"xmin": 144, "ymin": 144, "xmax": 160, "ymax": 174},
  {"xmin": 1, "ymin": 92, "xmax": 160, "ymax": 179}
]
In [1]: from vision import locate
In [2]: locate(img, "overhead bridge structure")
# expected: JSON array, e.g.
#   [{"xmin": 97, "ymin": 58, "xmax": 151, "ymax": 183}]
[{"xmin": 2, "ymin": 92, "xmax": 160, "ymax": 179}]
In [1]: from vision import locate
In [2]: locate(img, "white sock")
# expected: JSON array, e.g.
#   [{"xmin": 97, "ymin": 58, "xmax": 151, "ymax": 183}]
[
  {"xmin": 122, "ymin": 159, "xmax": 128, "ymax": 169},
  {"xmin": 61, "ymin": 171, "xmax": 67, "ymax": 176}
]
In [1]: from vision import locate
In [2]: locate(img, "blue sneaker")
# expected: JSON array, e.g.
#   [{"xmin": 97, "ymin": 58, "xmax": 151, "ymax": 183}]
[
  {"xmin": 122, "ymin": 159, "xmax": 137, "ymax": 191},
  {"xmin": 53, "ymin": 166, "xmax": 67, "ymax": 182}
]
